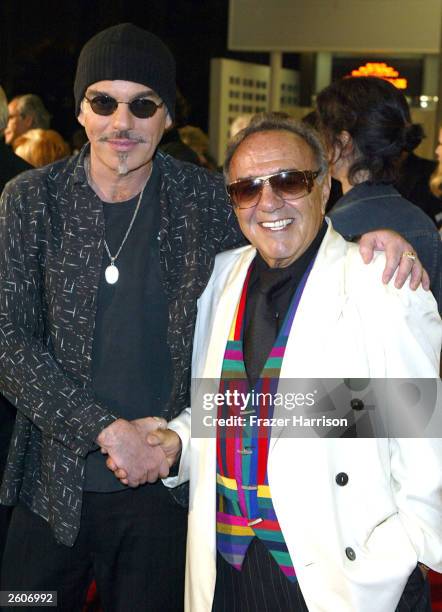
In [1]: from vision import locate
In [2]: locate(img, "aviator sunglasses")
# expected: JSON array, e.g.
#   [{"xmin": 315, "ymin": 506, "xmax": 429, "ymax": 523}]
[
  {"xmin": 84, "ymin": 94, "xmax": 164, "ymax": 119},
  {"xmin": 227, "ymin": 169, "xmax": 320, "ymax": 209}
]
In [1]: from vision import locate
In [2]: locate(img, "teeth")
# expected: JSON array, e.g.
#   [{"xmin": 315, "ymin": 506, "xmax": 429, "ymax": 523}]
[{"xmin": 261, "ymin": 219, "xmax": 293, "ymax": 230}]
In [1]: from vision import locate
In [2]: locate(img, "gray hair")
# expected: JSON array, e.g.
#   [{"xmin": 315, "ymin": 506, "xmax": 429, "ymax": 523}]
[
  {"xmin": 15, "ymin": 94, "xmax": 51, "ymax": 129},
  {"xmin": 223, "ymin": 112, "xmax": 328, "ymax": 183},
  {"xmin": 0, "ymin": 86, "xmax": 8, "ymax": 131}
]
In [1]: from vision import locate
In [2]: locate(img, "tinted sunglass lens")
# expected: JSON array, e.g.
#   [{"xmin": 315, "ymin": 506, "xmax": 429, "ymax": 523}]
[
  {"xmin": 228, "ymin": 171, "xmax": 315, "ymax": 208},
  {"xmin": 229, "ymin": 180, "xmax": 261, "ymax": 208},
  {"xmin": 129, "ymin": 98, "xmax": 159, "ymax": 119},
  {"xmin": 90, "ymin": 96, "xmax": 118, "ymax": 115},
  {"xmin": 88, "ymin": 96, "xmax": 161, "ymax": 118},
  {"xmin": 271, "ymin": 172, "xmax": 306, "ymax": 198}
]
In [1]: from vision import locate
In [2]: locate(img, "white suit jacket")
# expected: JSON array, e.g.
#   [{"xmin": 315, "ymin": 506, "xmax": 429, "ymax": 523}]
[{"xmin": 165, "ymin": 223, "xmax": 442, "ymax": 612}]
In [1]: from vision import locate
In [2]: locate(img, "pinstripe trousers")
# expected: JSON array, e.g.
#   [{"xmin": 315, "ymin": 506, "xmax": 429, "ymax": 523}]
[
  {"xmin": 212, "ymin": 538, "xmax": 308, "ymax": 612},
  {"xmin": 212, "ymin": 538, "xmax": 431, "ymax": 612}
]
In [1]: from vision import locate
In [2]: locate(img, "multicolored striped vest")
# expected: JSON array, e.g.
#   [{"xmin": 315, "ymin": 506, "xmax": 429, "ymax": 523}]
[{"xmin": 216, "ymin": 260, "xmax": 313, "ymax": 582}]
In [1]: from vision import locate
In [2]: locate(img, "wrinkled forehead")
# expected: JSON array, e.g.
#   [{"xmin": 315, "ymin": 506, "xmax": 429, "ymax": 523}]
[{"xmin": 230, "ymin": 130, "xmax": 317, "ymax": 179}]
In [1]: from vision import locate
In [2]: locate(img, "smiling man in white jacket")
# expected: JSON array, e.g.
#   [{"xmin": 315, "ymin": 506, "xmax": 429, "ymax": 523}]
[{"xmin": 152, "ymin": 115, "xmax": 441, "ymax": 612}]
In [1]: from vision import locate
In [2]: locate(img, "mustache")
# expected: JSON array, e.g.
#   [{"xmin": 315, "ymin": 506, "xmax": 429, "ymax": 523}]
[{"xmin": 98, "ymin": 131, "xmax": 147, "ymax": 143}]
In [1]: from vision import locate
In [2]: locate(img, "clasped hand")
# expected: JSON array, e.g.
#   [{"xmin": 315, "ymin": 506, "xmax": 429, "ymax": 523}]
[{"xmin": 97, "ymin": 417, "xmax": 181, "ymax": 487}]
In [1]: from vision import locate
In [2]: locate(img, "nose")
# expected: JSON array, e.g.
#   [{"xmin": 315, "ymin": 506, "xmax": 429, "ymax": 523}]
[
  {"xmin": 256, "ymin": 181, "xmax": 284, "ymax": 212},
  {"xmin": 111, "ymin": 102, "xmax": 135, "ymax": 131}
]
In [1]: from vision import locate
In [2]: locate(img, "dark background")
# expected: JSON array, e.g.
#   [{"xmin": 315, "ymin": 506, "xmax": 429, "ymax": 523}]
[
  {"xmin": 0, "ymin": 0, "xmax": 290, "ymax": 141},
  {"xmin": 2, "ymin": 1, "xmax": 421, "ymax": 143}
]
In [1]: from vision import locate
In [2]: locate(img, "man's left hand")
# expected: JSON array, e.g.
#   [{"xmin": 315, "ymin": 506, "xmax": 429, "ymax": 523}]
[
  {"xmin": 358, "ymin": 229, "xmax": 430, "ymax": 290},
  {"xmin": 146, "ymin": 427, "xmax": 182, "ymax": 470}
]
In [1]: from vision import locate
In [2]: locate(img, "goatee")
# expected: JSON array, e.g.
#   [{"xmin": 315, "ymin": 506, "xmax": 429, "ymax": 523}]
[{"xmin": 117, "ymin": 153, "xmax": 129, "ymax": 176}]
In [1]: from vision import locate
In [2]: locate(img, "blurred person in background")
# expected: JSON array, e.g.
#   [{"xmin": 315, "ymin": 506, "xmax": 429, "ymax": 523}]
[
  {"xmin": 4, "ymin": 94, "xmax": 51, "ymax": 149},
  {"xmin": 302, "ymin": 109, "xmax": 343, "ymax": 212},
  {"xmin": 395, "ymin": 124, "xmax": 442, "ymax": 230},
  {"xmin": 316, "ymin": 76, "xmax": 442, "ymax": 311},
  {"xmin": 159, "ymin": 88, "xmax": 201, "ymax": 165},
  {"xmin": 431, "ymin": 126, "xmax": 442, "ymax": 196},
  {"xmin": 0, "ymin": 87, "xmax": 32, "ymax": 192},
  {"xmin": 430, "ymin": 126, "xmax": 442, "ymax": 234},
  {"xmin": 179, "ymin": 125, "xmax": 217, "ymax": 170},
  {"xmin": 14, "ymin": 128, "xmax": 70, "ymax": 167}
]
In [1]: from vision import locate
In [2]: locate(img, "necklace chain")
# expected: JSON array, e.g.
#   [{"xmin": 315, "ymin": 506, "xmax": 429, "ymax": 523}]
[
  {"xmin": 85, "ymin": 156, "xmax": 151, "ymax": 266},
  {"xmin": 103, "ymin": 188, "xmax": 144, "ymax": 264}
]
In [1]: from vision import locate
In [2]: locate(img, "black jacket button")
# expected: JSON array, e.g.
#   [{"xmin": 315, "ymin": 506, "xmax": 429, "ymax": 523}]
[
  {"xmin": 336, "ymin": 472, "xmax": 349, "ymax": 486},
  {"xmin": 345, "ymin": 547, "xmax": 356, "ymax": 561},
  {"xmin": 350, "ymin": 398, "xmax": 364, "ymax": 411}
]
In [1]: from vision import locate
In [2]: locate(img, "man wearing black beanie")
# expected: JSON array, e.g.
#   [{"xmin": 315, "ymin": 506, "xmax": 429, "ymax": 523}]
[
  {"xmin": 0, "ymin": 22, "xmax": 427, "ymax": 612},
  {"xmin": 0, "ymin": 22, "xmax": 244, "ymax": 612}
]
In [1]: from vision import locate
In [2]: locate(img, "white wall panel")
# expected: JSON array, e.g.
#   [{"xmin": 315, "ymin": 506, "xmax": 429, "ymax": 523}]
[{"xmin": 229, "ymin": 0, "xmax": 442, "ymax": 54}]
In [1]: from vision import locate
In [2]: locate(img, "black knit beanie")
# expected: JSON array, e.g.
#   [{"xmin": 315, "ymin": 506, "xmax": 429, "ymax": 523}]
[{"xmin": 74, "ymin": 23, "xmax": 176, "ymax": 120}]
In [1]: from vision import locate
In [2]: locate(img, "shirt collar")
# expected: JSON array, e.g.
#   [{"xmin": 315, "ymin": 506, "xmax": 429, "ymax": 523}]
[{"xmin": 72, "ymin": 142, "xmax": 92, "ymax": 185}]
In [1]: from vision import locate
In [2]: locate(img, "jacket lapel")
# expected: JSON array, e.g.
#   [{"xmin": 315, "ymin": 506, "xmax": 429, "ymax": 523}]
[
  {"xmin": 280, "ymin": 223, "xmax": 349, "ymax": 377},
  {"xmin": 200, "ymin": 247, "xmax": 257, "ymax": 380},
  {"xmin": 271, "ymin": 224, "xmax": 349, "ymax": 450}
]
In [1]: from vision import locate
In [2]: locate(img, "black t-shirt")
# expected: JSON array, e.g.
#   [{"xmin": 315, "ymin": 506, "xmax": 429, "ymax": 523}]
[{"xmin": 85, "ymin": 162, "xmax": 172, "ymax": 492}]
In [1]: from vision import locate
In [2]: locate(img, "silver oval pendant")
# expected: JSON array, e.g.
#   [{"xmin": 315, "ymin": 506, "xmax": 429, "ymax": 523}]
[{"xmin": 105, "ymin": 264, "xmax": 119, "ymax": 284}]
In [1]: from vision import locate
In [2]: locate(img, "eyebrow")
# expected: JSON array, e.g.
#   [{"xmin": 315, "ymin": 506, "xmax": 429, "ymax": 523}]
[{"xmin": 86, "ymin": 88, "xmax": 160, "ymax": 100}]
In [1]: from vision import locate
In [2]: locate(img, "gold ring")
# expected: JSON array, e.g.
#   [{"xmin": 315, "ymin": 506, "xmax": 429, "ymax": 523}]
[{"xmin": 402, "ymin": 250, "xmax": 416, "ymax": 261}]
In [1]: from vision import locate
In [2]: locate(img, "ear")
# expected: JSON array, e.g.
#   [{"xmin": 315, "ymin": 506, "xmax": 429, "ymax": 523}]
[
  {"xmin": 165, "ymin": 112, "xmax": 173, "ymax": 130},
  {"xmin": 338, "ymin": 130, "xmax": 353, "ymax": 157},
  {"xmin": 320, "ymin": 172, "xmax": 331, "ymax": 215},
  {"xmin": 77, "ymin": 104, "xmax": 86, "ymax": 128},
  {"xmin": 24, "ymin": 115, "xmax": 34, "ymax": 130}
]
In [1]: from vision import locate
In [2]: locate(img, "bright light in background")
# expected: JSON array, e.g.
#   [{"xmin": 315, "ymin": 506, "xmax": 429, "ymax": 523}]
[
  {"xmin": 418, "ymin": 95, "xmax": 438, "ymax": 109},
  {"xmin": 347, "ymin": 62, "xmax": 407, "ymax": 89}
]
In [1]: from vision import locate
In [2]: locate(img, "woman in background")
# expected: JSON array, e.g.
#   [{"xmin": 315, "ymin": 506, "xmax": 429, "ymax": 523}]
[
  {"xmin": 14, "ymin": 128, "xmax": 70, "ymax": 167},
  {"xmin": 430, "ymin": 126, "xmax": 442, "ymax": 198},
  {"xmin": 316, "ymin": 76, "xmax": 442, "ymax": 311},
  {"xmin": 430, "ymin": 127, "xmax": 442, "ymax": 234}
]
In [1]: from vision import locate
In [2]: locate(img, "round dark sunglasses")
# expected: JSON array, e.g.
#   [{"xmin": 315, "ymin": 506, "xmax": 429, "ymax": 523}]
[
  {"xmin": 84, "ymin": 94, "xmax": 164, "ymax": 119},
  {"xmin": 226, "ymin": 169, "xmax": 321, "ymax": 209}
]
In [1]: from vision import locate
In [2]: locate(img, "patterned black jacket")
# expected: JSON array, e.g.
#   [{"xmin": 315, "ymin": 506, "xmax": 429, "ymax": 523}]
[{"xmin": 0, "ymin": 145, "xmax": 243, "ymax": 546}]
